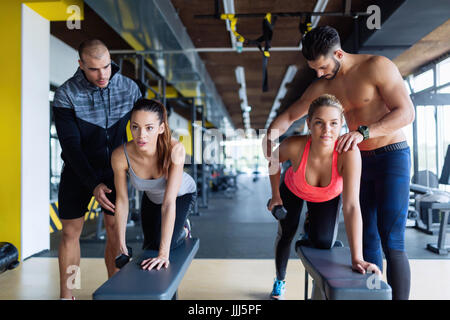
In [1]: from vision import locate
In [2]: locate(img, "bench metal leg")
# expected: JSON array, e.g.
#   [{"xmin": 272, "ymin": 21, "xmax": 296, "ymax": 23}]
[
  {"xmin": 311, "ymin": 281, "xmax": 326, "ymax": 300},
  {"xmin": 427, "ymin": 210, "xmax": 449, "ymax": 255},
  {"xmin": 304, "ymin": 270, "xmax": 309, "ymax": 300}
]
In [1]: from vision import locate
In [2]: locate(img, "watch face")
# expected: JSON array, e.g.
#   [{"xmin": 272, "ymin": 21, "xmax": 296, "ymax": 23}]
[{"xmin": 359, "ymin": 126, "xmax": 369, "ymax": 139}]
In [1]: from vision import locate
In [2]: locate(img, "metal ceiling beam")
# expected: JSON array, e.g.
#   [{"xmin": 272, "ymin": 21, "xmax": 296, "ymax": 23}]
[
  {"xmin": 411, "ymin": 93, "xmax": 450, "ymax": 106},
  {"xmin": 110, "ymin": 47, "xmax": 304, "ymax": 54},
  {"xmin": 194, "ymin": 11, "xmax": 371, "ymax": 19}
]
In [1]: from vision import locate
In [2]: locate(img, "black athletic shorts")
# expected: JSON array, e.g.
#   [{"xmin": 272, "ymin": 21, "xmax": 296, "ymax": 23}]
[{"xmin": 57, "ymin": 164, "xmax": 116, "ymax": 220}]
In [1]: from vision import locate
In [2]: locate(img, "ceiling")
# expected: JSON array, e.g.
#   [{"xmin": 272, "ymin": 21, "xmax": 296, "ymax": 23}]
[
  {"xmin": 51, "ymin": 0, "xmax": 450, "ymax": 133},
  {"xmin": 170, "ymin": 0, "xmax": 379, "ymax": 131},
  {"xmin": 394, "ymin": 19, "xmax": 450, "ymax": 77}
]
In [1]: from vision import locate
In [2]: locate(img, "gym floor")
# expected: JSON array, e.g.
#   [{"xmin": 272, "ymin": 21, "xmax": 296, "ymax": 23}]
[{"xmin": 2, "ymin": 175, "xmax": 450, "ymax": 300}]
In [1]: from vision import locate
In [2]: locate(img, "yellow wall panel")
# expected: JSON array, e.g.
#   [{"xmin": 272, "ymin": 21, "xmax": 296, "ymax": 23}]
[
  {"xmin": 0, "ymin": 0, "xmax": 22, "ymax": 254},
  {"xmin": 25, "ymin": 0, "xmax": 84, "ymax": 21}
]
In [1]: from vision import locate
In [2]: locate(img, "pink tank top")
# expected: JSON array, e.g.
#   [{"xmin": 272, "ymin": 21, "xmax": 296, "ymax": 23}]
[{"xmin": 284, "ymin": 138, "xmax": 343, "ymax": 202}]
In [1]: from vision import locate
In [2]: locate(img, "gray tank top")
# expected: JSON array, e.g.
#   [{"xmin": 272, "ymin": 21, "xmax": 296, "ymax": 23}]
[{"xmin": 123, "ymin": 144, "xmax": 196, "ymax": 204}]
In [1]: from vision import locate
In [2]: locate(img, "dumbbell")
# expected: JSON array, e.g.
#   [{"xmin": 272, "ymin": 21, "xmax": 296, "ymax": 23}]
[
  {"xmin": 115, "ymin": 245, "xmax": 133, "ymax": 269},
  {"xmin": 267, "ymin": 199, "xmax": 287, "ymax": 220}
]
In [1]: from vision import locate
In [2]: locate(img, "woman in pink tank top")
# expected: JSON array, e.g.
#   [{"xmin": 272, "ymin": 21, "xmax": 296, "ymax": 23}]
[{"xmin": 267, "ymin": 94, "xmax": 380, "ymax": 300}]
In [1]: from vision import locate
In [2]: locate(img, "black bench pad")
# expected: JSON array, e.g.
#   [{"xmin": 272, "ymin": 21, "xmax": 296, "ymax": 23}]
[
  {"xmin": 93, "ymin": 238, "xmax": 199, "ymax": 300},
  {"xmin": 296, "ymin": 243, "xmax": 392, "ymax": 300}
]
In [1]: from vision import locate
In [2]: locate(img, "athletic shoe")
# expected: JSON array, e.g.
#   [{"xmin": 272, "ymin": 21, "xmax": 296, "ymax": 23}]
[{"xmin": 270, "ymin": 278, "xmax": 286, "ymax": 300}]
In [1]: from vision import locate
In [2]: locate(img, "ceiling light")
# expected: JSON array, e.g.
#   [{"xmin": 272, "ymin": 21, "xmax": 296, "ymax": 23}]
[
  {"xmin": 235, "ymin": 66, "xmax": 245, "ymax": 86},
  {"xmin": 235, "ymin": 65, "xmax": 251, "ymax": 129}
]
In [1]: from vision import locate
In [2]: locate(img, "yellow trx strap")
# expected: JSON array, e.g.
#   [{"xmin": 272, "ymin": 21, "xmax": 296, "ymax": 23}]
[
  {"xmin": 221, "ymin": 14, "xmax": 245, "ymax": 43},
  {"xmin": 263, "ymin": 13, "xmax": 272, "ymax": 57},
  {"xmin": 299, "ymin": 14, "xmax": 312, "ymax": 35}
]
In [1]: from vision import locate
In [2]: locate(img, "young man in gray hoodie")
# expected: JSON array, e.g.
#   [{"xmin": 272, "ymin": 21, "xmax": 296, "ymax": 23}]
[{"xmin": 53, "ymin": 39, "xmax": 142, "ymax": 299}]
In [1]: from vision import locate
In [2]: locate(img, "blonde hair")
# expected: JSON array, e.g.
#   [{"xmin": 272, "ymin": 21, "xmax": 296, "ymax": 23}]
[{"xmin": 307, "ymin": 94, "xmax": 344, "ymax": 120}]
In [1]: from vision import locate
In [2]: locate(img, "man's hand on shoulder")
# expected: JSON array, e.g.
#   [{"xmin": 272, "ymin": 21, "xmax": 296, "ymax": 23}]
[{"xmin": 336, "ymin": 131, "xmax": 364, "ymax": 153}]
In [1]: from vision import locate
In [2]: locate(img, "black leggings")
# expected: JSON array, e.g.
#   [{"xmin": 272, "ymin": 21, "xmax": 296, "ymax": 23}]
[
  {"xmin": 275, "ymin": 182, "xmax": 342, "ymax": 280},
  {"xmin": 140, "ymin": 192, "xmax": 196, "ymax": 251}
]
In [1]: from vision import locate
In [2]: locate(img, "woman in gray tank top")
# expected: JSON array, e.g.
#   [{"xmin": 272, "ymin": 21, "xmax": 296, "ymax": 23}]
[{"xmin": 111, "ymin": 99, "xmax": 196, "ymax": 271}]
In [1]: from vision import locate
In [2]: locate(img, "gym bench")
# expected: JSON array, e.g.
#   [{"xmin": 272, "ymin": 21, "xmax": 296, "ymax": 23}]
[
  {"xmin": 296, "ymin": 241, "xmax": 392, "ymax": 300},
  {"xmin": 93, "ymin": 238, "xmax": 199, "ymax": 300}
]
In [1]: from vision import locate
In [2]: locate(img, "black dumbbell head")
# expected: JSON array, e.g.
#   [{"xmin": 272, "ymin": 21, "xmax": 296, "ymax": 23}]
[
  {"xmin": 272, "ymin": 206, "xmax": 287, "ymax": 220},
  {"xmin": 115, "ymin": 254, "xmax": 130, "ymax": 269},
  {"xmin": 267, "ymin": 199, "xmax": 287, "ymax": 220},
  {"xmin": 115, "ymin": 246, "xmax": 133, "ymax": 269}
]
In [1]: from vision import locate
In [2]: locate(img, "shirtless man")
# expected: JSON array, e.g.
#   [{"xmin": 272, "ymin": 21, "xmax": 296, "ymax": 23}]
[{"xmin": 263, "ymin": 26, "xmax": 415, "ymax": 300}]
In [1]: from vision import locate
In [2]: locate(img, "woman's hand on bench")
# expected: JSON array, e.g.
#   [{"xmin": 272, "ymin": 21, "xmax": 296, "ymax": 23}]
[
  {"xmin": 352, "ymin": 259, "xmax": 382, "ymax": 276},
  {"xmin": 141, "ymin": 255, "xmax": 170, "ymax": 271}
]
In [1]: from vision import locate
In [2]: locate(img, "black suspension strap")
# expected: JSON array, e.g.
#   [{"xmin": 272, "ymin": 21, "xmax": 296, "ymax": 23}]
[{"xmin": 246, "ymin": 13, "xmax": 277, "ymax": 92}]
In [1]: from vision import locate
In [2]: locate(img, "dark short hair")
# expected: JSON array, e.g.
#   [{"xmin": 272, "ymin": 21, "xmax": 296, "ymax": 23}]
[
  {"xmin": 78, "ymin": 39, "xmax": 108, "ymax": 61},
  {"xmin": 301, "ymin": 26, "xmax": 341, "ymax": 61}
]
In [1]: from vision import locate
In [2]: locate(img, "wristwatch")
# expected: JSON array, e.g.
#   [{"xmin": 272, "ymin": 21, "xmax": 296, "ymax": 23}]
[{"xmin": 357, "ymin": 125, "xmax": 369, "ymax": 140}]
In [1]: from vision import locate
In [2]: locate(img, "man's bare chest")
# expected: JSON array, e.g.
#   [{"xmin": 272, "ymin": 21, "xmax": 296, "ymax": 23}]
[{"xmin": 325, "ymin": 78, "xmax": 380, "ymax": 112}]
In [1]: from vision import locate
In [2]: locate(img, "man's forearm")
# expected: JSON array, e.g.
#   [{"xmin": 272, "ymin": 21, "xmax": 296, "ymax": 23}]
[
  {"xmin": 267, "ymin": 113, "xmax": 292, "ymax": 142},
  {"xmin": 368, "ymin": 106, "xmax": 415, "ymax": 139},
  {"xmin": 267, "ymin": 96, "xmax": 311, "ymax": 141}
]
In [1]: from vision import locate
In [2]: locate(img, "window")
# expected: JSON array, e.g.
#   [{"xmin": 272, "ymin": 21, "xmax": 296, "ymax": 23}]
[
  {"xmin": 412, "ymin": 69, "xmax": 434, "ymax": 92},
  {"xmin": 437, "ymin": 105, "xmax": 450, "ymax": 192},
  {"xmin": 403, "ymin": 122, "xmax": 414, "ymax": 177},
  {"xmin": 416, "ymin": 106, "xmax": 437, "ymax": 176},
  {"xmin": 404, "ymin": 79, "xmax": 411, "ymax": 95},
  {"xmin": 437, "ymin": 57, "xmax": 450, "ymax": 86}
]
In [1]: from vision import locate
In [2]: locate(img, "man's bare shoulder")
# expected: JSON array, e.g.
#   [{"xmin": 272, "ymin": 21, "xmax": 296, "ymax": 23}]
[{"xmin": 360, "ymin": 54, "xmax": 396, "ymax": 77}]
